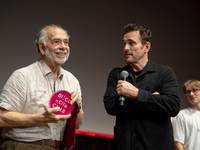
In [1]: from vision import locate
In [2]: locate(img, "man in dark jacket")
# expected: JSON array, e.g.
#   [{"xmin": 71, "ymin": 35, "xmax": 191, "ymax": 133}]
[{"xmin": 103, "ymin": 23, "xmax": 180, "ymax": 150}]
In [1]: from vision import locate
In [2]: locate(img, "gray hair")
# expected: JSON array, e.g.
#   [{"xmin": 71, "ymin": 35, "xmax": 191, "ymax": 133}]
[{"xmin": 35, "ymin": 24, "xmax": 70, "ymax": 53}]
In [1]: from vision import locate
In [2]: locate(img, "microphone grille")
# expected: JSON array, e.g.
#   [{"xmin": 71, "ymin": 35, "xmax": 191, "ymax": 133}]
[{"xmin": 121, "ymin": 70, "xmax": 129, "ymax": 78}]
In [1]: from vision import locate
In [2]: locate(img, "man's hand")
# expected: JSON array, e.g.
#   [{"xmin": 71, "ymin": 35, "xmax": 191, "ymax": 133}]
[
  {"xmin": 70, "ymin": 91, "xmax": 81, "ymax": 107},
  {"xmin": 153, "ymin": 92, "xmax": 160, "ymax": 95},
  {"xmin": 41, "ymin": 107, "xmax": 71, "ymax": 124},
  {"xmin": 69, "ymin": 91, "xmax": 83, "ymax": 129},
  {"xmin": 117, "ymin": 80, "xmax": 138, "ymax": 99},
  {"xmin": 0, "ymin": 107, "xmax": 71, "ymax": 128}
]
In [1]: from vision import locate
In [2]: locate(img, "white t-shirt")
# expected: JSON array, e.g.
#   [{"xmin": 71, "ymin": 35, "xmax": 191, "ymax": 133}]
[
  {"xmin": 0, "ymin": 59, "xmax": 82, "ymax": 142},
  {"xmin": 171, "ymin": 107, "xmax": 200, "ymax": 150}
]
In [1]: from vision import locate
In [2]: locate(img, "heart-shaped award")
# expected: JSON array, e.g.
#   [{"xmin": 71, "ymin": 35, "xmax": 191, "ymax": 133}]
[{"xmin": 49, "ymin": 90, "xmax": 74, "ymax": 115}]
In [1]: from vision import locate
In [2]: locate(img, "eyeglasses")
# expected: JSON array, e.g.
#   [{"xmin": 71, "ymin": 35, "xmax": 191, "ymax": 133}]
[
  {"xmin": 185, "ymin": 89, "xmax": 200, "ymax": 95},
  {"xmin": 50, "ymin": 38, "xmax": 69, "ymax": 46}
]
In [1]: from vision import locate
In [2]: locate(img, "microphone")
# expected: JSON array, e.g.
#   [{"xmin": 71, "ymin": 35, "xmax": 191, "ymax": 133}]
[{"xmin": 119, "ymin": 70, "xmax": 129, "ymax": 106}]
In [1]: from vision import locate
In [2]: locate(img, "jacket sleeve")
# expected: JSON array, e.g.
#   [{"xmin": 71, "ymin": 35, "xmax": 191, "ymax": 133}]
[
  {"xmin": 137, "ymin": 66, "xmax": 180, "ymax": 117},
  {"xmin": 103, "ymin": 68, "xmax": 132, "ymax": 116}
]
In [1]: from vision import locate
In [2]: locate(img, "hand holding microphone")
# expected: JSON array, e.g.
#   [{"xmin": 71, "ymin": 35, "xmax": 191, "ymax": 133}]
[{"xmin": 119, "ymin": 70, "xmax": 129, "ymax": 106}]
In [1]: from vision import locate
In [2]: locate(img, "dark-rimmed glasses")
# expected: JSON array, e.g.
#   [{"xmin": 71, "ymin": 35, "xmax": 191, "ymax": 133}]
[{"xmin": 185, "ymin": 89, "xmax": 200, "ymax": 95}]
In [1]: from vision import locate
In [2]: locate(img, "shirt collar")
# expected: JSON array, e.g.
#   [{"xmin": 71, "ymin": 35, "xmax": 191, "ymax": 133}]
[
  {"xmin": 138, "ymin": 59, "xmax": 156, "ymax": 77},
  {"xmin": 143, "ymin": 59, "xmax": 156, "ymax": 72},
  {"xmin": 125, "ymin": 59, "xmax": 156, "ymax": 80},
  {"xmin": 37, "ymin": 59, "xmax": 64, "ymax": 79}
]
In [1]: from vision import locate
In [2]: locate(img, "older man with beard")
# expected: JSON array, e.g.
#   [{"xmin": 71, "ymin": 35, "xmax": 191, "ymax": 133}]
[{"xmin": 0, "ymin": 25, "xmax": 83, "ymax": 150}]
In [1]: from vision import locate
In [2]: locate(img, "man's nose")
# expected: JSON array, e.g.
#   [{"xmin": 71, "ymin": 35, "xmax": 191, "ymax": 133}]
[
  {"xmin": 189, "ymin": 91, "xmax": 195, "ymax": 96},
  {"xmin": 59, "ymin": 42, "xmax": 68, "ymax": 51},
  {"xmin": 124, "ymin": 43, "xmax": 130, "ymax": 50},
  {"xmin": 59, "ymin": 41, "xmax": 66, "ymax": 48}
]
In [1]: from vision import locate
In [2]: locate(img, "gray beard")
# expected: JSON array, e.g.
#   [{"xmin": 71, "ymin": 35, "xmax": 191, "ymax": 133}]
[{"xmin": 45, "ymin": 49, "xmax": 70, "ymax": 65}]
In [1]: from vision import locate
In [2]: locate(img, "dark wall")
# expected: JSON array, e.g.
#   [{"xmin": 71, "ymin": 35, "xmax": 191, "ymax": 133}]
[{"xmin": 0, "ymin": 0, "xmax": 199, "ymax": 134}]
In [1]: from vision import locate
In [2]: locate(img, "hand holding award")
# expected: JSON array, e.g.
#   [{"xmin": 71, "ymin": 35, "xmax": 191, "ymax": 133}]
[{"xmin": 49, "ymin": 90, "xmax": 74, "ymax": 115}]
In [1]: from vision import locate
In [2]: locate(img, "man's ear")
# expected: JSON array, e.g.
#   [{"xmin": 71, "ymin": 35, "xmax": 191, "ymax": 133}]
[
  {"xmin": 39, "ymin": 42, "xmax": 46, "ymax": 55},
  {"xmin": 144, "ymin": 42, "xmax": 151, "ymax": 53}
]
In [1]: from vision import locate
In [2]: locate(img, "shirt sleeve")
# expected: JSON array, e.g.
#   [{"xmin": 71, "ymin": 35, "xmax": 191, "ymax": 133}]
[
  {"xmin": 0, "ymin": 70, "xmax": 26, "ymax": 112},
  {"xmin": 172, "ymin": 114, "xmax": 185, "ymax": 144},
  {"xmin": 77, "ymin": 80, "xmax": 83, "ymax": 110}
]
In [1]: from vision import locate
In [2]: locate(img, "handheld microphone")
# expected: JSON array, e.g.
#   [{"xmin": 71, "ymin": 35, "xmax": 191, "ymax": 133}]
[{"xmin": 119, "ymin": 70, "xmax": 129, "ymax": 106}]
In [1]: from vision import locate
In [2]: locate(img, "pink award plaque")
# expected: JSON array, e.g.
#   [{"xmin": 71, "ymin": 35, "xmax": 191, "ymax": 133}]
[{"xmin": 49, "ymin": 90, "xmax": 74, "ymax": 115}]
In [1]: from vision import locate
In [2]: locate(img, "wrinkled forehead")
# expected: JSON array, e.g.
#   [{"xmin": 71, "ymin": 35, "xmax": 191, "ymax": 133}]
[{"xmin": 46, "ymin": 27, "xmax": 68, "ymax": 40}]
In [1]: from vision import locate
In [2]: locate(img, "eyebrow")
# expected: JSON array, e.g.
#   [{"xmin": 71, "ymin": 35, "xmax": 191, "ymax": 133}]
[
  {"xmin": 52, "ymin": 38, "xmax": 69, "ymax": 41},
  {"xmin": 122, "ymin": 39, "xmax": 135, "ymax": 43}
]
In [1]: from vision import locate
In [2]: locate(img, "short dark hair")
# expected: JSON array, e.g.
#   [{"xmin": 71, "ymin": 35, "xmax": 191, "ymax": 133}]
[{"xmin": 123, "ymin": 23, "xmax": 153, "ymax": 49}]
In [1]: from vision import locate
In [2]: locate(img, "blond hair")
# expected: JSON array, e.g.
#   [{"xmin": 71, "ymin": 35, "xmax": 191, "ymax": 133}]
[{"xmin": 183, "ymin": 79, "xmax": 200, "ymax": 93}]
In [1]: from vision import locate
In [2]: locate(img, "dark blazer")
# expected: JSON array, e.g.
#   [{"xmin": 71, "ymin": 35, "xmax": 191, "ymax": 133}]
[{"xmin": 103, "ymin": 60, "xmax": 180, "ymax": 150}]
